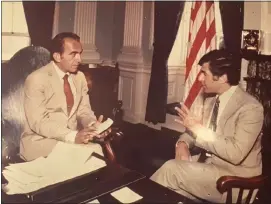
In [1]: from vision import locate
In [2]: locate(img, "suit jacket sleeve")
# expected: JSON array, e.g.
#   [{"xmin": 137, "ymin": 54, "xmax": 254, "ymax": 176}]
[
  {"xmin": 193, "ymin": 103, "xmax": 264, "ymax": 165},
  {"xmin": 76, "ymin": 72, "xmax": 96, "ymax": 128},
  {"xmin": 24, "ymin": 74, "xmax": 72, "ymax": 141}
]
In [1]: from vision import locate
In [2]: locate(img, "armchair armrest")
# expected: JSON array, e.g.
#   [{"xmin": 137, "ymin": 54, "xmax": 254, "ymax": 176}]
[
  {"xmin": 216, "ymin": 175, "xmax": 267, "ymax": 204},
  {"xmin": 91, "ymin": 127, "xmax": 124, "ymax": 164}
]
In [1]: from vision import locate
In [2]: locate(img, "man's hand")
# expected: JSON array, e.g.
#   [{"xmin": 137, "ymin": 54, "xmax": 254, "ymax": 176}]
[
  {"xmin": 75, "ymin": 115, "xmax": 105, "ymax": 144},
  {"xmin": 175, "ymin": 142, "xmax": 191, "ymax": 161},
  {"xmin": 92, "ymin": 115, "xmax": 111, "ymax": 138},
  {"xmin": 175, "ymin": 103, "xmax": 201, "ymax": 130},
  {"xmin": 75, "ymin": 128, "xmax": 98, "ymax": 144},
  {"xmin": 92, "ymin": 115, "xmax": 104, "ymax": 129}
]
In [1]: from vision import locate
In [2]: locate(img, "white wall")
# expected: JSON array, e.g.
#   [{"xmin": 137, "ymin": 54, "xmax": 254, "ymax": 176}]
[
  {"xmin": 118, "ymin": 2, "xmax": 271, "ymax": 132},
  {"xmin": 2, "ymin": 2, "xmax": 30, "ymax": 61},
  {"xmin": 241, "ymin": 2, "xmax": 271, "ymax": 90}
]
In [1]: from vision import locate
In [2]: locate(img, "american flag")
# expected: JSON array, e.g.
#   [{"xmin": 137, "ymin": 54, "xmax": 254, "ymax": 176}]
[{"xmin": 183, "ymin": 1, "xmax": 220, "ymax": 119}]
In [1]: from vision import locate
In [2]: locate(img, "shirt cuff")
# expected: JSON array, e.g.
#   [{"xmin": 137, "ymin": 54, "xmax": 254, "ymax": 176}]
[
  {"xmin": 175, "ymin": 140, "xmax": 190, "ymax": 149},
  {"xmin": 64, "ymin": 131, "xmax": 78, "ymax": 143}
]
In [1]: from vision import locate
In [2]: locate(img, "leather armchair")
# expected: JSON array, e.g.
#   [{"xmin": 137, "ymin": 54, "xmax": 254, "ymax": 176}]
[{"xmin": 2, "ymin": 46, "xmax": 51, "ymax": 167}]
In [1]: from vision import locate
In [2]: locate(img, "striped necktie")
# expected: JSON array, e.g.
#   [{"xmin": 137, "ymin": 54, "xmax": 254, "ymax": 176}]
[{"xmin": 209, "ymin": 97, "xmax": 220, "ymax": 132}]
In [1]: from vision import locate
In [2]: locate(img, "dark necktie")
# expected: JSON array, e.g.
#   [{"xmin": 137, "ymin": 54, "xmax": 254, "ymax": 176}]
[
  {"xmin": 63, "ymin": 74, "xmax": 74, "ymax": 115},
  {"xmin": 198, "ymin": 97, "xmax": 220, "ymax": 163},
  {"xmin": 208, "ymin": 97, "xmax": 220, "ymax": 132}
]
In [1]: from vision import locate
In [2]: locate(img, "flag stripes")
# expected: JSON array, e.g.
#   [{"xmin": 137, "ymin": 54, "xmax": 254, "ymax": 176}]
[{"xmin": 183, "ymin": 1, "xmax": 217, "ymax": 119}]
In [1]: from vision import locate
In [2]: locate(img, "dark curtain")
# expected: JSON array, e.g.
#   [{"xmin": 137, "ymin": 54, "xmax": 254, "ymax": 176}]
[
  {"xmin": 23, "ymin": 2, "xmax": 55, "ymax": 50},
  {"xmin": 145, "ymin": 2, "xmax": 185, "ymax": 124},
  {"xmin": 219, "ymin": 1, "xmax": 244, "ymax": 82}
]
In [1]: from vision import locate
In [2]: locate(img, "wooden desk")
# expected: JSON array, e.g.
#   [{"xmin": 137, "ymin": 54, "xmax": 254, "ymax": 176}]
[
  {"xmin": 2, "ymin": 162, "xmax": 145, "ymax": 203},
  {"xmin": 2, "ymin": 158, "xmax": 194, "ymax": 204},
  {"xmin": 87, "ymin": 178, "xmax": 196, "ymax": 204}
]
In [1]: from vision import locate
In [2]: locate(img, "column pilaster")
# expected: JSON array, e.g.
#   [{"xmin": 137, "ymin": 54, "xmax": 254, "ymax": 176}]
[
  {"xmin": 117, "ymin": 2, "xmax": 144, "ymax": 65},
  {"xmin": 74, "ymin": 2, "xmax": 101, "ymax": 63}
]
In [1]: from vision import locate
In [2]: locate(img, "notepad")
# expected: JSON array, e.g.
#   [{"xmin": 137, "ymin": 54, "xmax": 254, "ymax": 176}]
[
  {"xmin": 110, "ymin": 187, "xmax": 143, "ymax": 203},
  {"xmin": 89, "ymin": 118, "xmax": 113, "ymax": 134}
]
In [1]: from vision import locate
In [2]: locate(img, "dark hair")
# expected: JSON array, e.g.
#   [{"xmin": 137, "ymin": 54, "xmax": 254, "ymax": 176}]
[
  {"xmin": 198, "ymin": 49, "xmax": 239, "ymax": 85},
  {"xmin": 50, "ymin": 32, "xmax": 80, "ymax": 60}
]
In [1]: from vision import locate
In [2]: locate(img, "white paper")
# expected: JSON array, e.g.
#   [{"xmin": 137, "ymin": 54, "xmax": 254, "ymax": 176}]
[
  {"xmin": 86, "ymin": 199, "xmax": 100, "ymax": 203},
  {"xmin": 89, "ymin": 118, "xmax": 113, "ymax": 134},
  {"xmin": 110, "ymin": 187, "xmax": 143, "ymax": 203},
  {"xmin": 2, "ymin": 142, "xmax": 106, "ymax": 195}
]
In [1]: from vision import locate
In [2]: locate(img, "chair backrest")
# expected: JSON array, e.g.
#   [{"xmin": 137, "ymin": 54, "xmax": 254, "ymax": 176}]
[
  {"xmin": 79, "ymin": 63, "xmax": 120, "ymax": 121},
  {"xmin": 2, "ymin": 46, "xmax": 50, "ymax": 164},
  {"xmin": 216, "ymin": 175, "xmax": 267, "ymax": 204}
]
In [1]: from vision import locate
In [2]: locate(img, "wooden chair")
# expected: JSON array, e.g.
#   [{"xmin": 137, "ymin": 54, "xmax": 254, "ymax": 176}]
[
  {"xmin": 79, "ymin": 63, "xmax": 124, "ymax": 164},
  {"xmin": 216, "ymin": 175, "xmax": 267, "ymax": 204}
]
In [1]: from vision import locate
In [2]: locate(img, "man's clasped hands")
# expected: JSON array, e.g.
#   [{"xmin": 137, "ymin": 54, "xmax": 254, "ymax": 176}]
[{"xmin": 75, "ymin": 115, "xmax": 111, "ymax": 144}]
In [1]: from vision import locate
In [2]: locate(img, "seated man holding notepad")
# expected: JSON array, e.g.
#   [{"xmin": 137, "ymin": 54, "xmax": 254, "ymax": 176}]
[{"xmin": 20, "ymin": 32, "xmax": 112, "ymax": 161}]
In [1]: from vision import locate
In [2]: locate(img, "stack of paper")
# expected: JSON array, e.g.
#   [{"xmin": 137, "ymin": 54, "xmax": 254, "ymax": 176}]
[{"xmin": 2, "ymin": 142, "xmax": 106, "ymax": 195}]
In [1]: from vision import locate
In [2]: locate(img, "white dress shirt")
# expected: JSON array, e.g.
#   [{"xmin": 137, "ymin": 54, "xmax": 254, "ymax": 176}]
[
  {"xmin": 207, "ymin": 85, "xmax": 238, "ymax": 129},
  {"xmin": 53, "ymin": 62, "xmax": 78, "ymax": 143}
]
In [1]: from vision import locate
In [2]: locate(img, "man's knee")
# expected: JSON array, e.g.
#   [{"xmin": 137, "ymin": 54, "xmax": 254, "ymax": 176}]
[
  {"xmin": 151, "ymin": 159, "xmax": 178, "ymax": 180},
  {"xmin": 161, "ymin": 159, "xmax": 179, "ymax": 171}
]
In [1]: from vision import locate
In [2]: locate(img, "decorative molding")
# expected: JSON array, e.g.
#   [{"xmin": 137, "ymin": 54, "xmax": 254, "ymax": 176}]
[
  {"xmin": 119, "ymin": 75, "xmax": 134, "ymax": 110},
  {"xmin": 168, "ymin": 82, "xmax": 176, "ymax": 98},
  {"xmin": 117, "ymin": 2, "xmax": 144, "ymax": 65},
  {"xmin": 123, "ymin": 2, "xmax": 144, "ymax": 47},
  {"xmin": 100, "ymin": 59, "xmax": 116, "ymax": 67},
  {"xmin": 74, "ymin": 2, "xmax": 100, "ymax": 63},
  {"xmin": 118, "ymin": 63, "xmax": 151, "ymax": 73},
  {"xmin": 168, "ymin": 65, "xmax": 186, "ymax": 76},
  {"xmin": 117, "ymin": 52, "xmax": 144, "ymax": 65},
  {"xmin": 74, "ymin": 2, "xmax": 96, "ymax": 44},
  {"xmin": 118, "ymin": 47, "xmax": 144, "ymax": 64}
]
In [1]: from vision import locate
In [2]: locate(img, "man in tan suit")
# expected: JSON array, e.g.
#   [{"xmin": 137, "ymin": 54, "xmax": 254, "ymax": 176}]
[
  {"xmin": 150, "ymin": 50, "xmax": 264, "ymax": 203},
  {"xmin": 20, "ymin": 32, "xmax": 107, "ymax": 161}
]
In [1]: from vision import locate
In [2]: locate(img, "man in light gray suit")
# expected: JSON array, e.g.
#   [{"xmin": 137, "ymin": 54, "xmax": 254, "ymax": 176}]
[
  {"xmin": 150, "ymin": 50, "xmax": 264, "ymax": 203},
  {"xmin": 20, "ymin": 32, "xmax": 108, "ymax": 161}
]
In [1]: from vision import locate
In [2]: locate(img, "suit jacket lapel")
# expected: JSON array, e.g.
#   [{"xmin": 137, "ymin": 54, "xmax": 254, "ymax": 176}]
[
  {"xmin": 47, "ymin": 62, "xmax": 68, "ymax": 116},
  {"xmin": 217, "ymin": 86, "xmax": 245, "ymax": 133}
]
